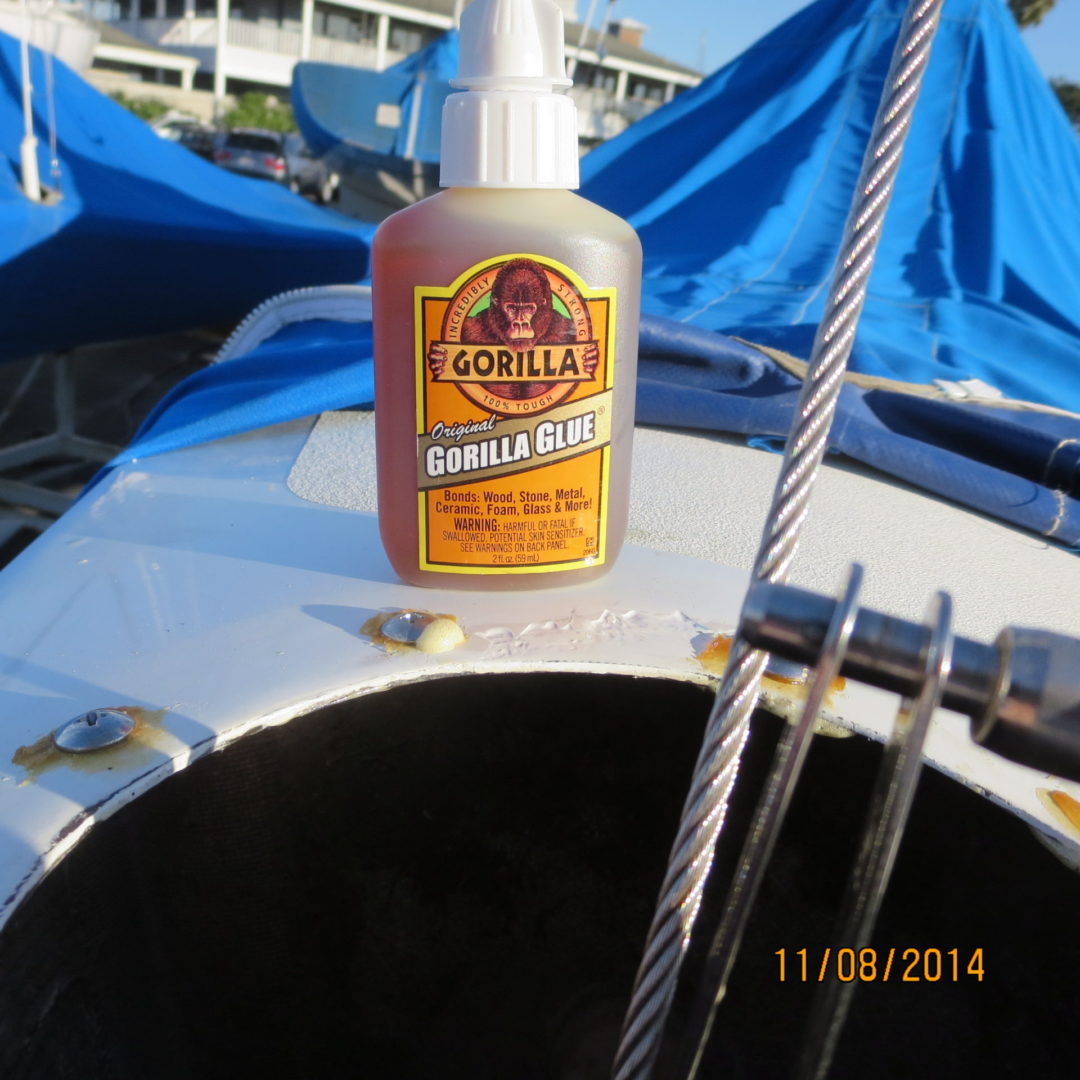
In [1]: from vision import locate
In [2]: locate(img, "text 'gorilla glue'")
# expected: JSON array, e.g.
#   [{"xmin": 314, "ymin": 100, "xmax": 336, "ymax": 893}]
[{"xmin": 372, "ymin": 0, "xmax": 641, "ymax": 589}]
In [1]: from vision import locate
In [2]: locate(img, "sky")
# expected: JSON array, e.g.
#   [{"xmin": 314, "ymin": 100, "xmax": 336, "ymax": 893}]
[{"xmin": 611, "ymin": 0, "xmax": 1079, "ymax": 83}]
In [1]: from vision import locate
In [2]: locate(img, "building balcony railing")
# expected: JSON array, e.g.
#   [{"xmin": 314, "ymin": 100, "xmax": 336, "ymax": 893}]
[
  {"xmin": 226, "ymin": 18, "xmax": 303, "ymax": 56},
  {"xmin": 108, "ymin": 16, "xmax": 666, "ymax": 140},
  {"xmin": 113, "ymin": 16, "xmax": 406, "ymax": 69},
  {"xmin": 113, "ymin": 17, "xmax": 216, "ymax": 49},
  {"xmin": 308, "ymin": 35, "xmax": 388, "ymax": 69}
]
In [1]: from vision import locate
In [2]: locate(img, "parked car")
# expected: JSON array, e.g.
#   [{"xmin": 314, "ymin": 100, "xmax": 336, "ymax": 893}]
[
  {"xmin": 213, "ymin": 128, "xmax": 289, "ymax": 184},
  {"xmin": 153, "ymin": 116, "xmax": 218, "ymax": 161},
  {"xmin": 151, "ymin": 112, "xmax": 200, "ymax": 139},
  {"xmin": 284, "ymin": 135, "xmax": 340, "ymax": 205},
  {"xmin": 177, "ymin": 124, "xmax": 218, "ymax": 161},
  {"xmin": 213, "ymin": 129, "xmax": 340, "ymax": 205}
]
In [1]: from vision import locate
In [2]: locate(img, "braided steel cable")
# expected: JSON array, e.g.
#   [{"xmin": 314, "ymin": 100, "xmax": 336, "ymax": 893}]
[{"xmin": 610, "ymin": 3, "xmax": 945, "ymax": 1077}]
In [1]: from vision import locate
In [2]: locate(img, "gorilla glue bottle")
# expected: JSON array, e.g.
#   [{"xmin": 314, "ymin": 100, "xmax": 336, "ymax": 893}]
[{"xmin": 372, "ymin": 0, "xmax": 641, "ymax": 589}]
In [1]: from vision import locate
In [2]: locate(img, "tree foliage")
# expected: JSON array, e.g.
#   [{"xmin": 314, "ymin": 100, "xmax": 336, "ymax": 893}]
[
  {"xmin": 1008, "ymin": 1, "xmax": 1078, "ymax": 133},
  {"xmin": 223, "ymin": 92, "xmax": 297, "ymax": 134},
  {"xmin": 1008, "ymin": 0, "xmax": 1058, "ymax": 28},
  {"xmin": 110, "ymin": 92, "xmax": 170, "ymax": 123},
  {"xmin": 1052, "ymin": 78, "xmax": 1080, "ymax": 130}
]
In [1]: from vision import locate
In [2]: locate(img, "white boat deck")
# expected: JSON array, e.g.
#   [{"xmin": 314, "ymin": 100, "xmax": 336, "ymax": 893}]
[{"xmin": 1, "ymin": 411, "xmax": 1078, "ymax": 928}]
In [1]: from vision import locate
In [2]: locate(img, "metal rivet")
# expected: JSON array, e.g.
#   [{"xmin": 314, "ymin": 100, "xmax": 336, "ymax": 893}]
[
  {"xmin": 381, "ymin": 611, "xmax": 437, "ymax": 645},
  {"xmin": 53, "ymin": 709, "xmax": 136, "ymax": 753}
]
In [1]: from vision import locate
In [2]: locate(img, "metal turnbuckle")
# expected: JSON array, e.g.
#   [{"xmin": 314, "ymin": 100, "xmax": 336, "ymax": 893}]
[
  {"xmin": 740, "ymin": 573, "xmax": 1080, "ymax": 784},
  {"xmin": 677, "ymin": 562, "xmax": 1080, "ymax": 1080}
]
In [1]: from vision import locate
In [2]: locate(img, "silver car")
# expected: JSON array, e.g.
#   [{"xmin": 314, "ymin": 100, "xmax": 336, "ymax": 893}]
[
  {"xmin": 213, "ymin": 129, "xmax": 340, "ymax": 205},
  {"xmin": 213, "ymin": 128, "xmax": 288, "ymax": 184},
  {"xmin": 284, "ymin": 135, "xmax": 340, "ymax": 205}
]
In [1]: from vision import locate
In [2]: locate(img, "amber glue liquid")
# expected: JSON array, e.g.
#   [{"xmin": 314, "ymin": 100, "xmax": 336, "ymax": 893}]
[{"xmin": 371, "ymin": 0, "xmax": 642, "ymax": 590}]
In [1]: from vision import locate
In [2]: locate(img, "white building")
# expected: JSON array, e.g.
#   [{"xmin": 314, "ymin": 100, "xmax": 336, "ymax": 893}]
[
  {"xmin": 73, "ymin": 0, "xmax": 700, "ymax": 138},
  {"xmin": 91, "ymin": 20, "xmax": 201, "ymax": 90}
]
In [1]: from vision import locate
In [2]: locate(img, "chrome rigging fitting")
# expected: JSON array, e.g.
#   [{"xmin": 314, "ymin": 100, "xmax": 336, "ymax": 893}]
[{"xmin": 742, "ymin": 578, "xmax": 1080, "ymax": 784}]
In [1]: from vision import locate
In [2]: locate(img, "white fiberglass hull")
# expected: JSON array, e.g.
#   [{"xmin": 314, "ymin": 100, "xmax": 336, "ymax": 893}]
[{"xmin": 0, "ymin": 412, "xmax": 1077, "ymax": 1074}]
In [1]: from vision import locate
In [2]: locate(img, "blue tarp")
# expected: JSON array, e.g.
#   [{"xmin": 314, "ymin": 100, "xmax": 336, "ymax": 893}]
[
  {"xmin": 106, "ymin": 319, "xmax": 375, "ymax": 467},
  {"xmin": 96, "ymin": 312, "xmax": 1080, "ymax": 545},
  {"xmin": 581, "ymin": 0, "xmax": 1080, "ymax": 412},
  {"xmin": 292, "ymin": 32, "xmax": 457, "ymax": 163},
  {"xmin": 0, "ymin": 31, "xmax": 371, "ymax": 360},
  {"xmin": 91, "ymin": 0, "xmax": 1080, "ymax": 545}
]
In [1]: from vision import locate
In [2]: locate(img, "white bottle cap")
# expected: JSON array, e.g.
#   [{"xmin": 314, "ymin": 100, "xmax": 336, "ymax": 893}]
[{"xmin": 440, "ymin": 0, "xmax": 579, "ymax": 189}]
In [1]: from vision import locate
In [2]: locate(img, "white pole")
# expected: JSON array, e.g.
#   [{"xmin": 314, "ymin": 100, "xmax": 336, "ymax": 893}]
[
  {"xmin": 19, "ymin": 0, "xmax": 41, "ymax": 202},
  {"xmin": 300, "ymin": 0, "xmax": 313, "ymax": 60},
  {"xmin": 403, "ymin": 71, "xmax": 424, "ymax": 160},
  {"xmin": 597, "ymin": 0, "xmax": 617, "ymax": 53},
  {"xmin": 214, "ymin": 0, "xmax": 229, "ymax": 118},
  {"xmin": 375, "ymin": 13, "xmax": 389, "ymax": 71},
  {"xmin": 567, "ymin": 0, "xmax": 600, "ymax": 80}
]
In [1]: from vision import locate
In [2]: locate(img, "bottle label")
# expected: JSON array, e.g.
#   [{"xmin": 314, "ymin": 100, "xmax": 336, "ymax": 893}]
[{"xmin": 414, "ymin": 253, "xmax": 615, "ymax": 574}]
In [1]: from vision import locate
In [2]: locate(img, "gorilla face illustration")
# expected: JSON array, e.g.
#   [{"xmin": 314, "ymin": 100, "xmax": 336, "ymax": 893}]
[
  {"xmin": 428, "ymin": 259, "xmax": 598, "ymax": 406},
  {"xmin": 479, "ymin": 261, "xmax": 558, "ymax": 344}
]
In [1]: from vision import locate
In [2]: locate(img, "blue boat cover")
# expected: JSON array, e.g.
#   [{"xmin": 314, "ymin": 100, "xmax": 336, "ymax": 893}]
[
  {"xmin": 582, "ymin": 0, "xmax": 1080, "ymax": 413},
  {"xmin": 0, "ymin": 31, "xmax": 371, "ymax": 361},
  {"xmin": 91, "ymin": 0, "xmax": 1080, "ymax": 546},
  {"xmin": 98, "ymin": 312, "xmax": 1080, "ymax": 546},
  {"xmin": 292, "ymin": 32, "xmax": 457, "ymax": 163}
]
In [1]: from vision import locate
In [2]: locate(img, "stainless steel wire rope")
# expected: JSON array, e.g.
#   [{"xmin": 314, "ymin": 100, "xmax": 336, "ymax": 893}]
[{"xmin": 610, "ymin": 3, "xmax": 946, "ymax": 1077}]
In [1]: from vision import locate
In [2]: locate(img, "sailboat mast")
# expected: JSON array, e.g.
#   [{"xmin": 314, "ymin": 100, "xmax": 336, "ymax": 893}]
[
  {"xmin": 19, "ymin": 0, "xmax": 42, "ymax": 202},
  {"xmin": 567, "ymin": 0, "xmax": 602, "ymax": 80}
]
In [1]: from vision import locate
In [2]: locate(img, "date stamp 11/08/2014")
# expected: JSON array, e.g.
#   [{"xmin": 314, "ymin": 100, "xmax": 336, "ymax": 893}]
[{"xmin": 774, "ymin": 947, "xmax": 985, "ymax": 984}]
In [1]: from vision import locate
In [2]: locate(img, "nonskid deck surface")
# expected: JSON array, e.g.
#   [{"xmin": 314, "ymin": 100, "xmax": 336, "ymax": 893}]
[{"xmin": 289, "ymin": 410, "xmax": 1080, "ymax": 643}]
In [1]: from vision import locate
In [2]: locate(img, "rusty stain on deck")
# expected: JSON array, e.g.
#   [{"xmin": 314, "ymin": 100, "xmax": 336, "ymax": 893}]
[{"xmin": 11, "ymin": 707, "xmax": 169, "ymax": 783}]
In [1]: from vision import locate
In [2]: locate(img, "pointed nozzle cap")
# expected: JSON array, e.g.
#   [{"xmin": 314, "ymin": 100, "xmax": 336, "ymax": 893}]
[{"xmin": 453, "ymin": 0, "xmax": 572, "ymax": 90}]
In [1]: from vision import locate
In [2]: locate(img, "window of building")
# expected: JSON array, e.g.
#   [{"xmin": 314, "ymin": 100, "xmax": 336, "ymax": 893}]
[
  {"xmin": 85, "ymin": 1, "xmax": 121, "ymax": 18},
  {"xmin": 628, "ymin": 76, "xmax": 665, "ymax": 102},
  {"xmin": 388, "ymin": 21, "xmax": 432, "ymax": 57},
  {"xmin": 590, "ymin": 67, "xmax": 616, "ymax": 93},
  {"xmin": 571, "ymin": 61, "xmax": 596, "ymax": 87},
  {"xmin": 571, "ymin": 61, "xmax": 615, "ymax": 93},
  {"xmin": 236, "ymin": 0, "xmax": 293, "ymax": 26},
  {"xmin": 314, "ymin": 4, "xmax": 376, "ymax": 44}
]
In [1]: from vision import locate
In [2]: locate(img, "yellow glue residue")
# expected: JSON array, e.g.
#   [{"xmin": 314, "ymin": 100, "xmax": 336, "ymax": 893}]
[{"xmin": 1037, "ymin": 787, "xmax": 1080, "ymax": 841}]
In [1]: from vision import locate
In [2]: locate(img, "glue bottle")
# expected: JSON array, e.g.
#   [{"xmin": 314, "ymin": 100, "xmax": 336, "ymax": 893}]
[{"xmin": 372, "ymin": 0, "xmax": 641, "ymax": 590}]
